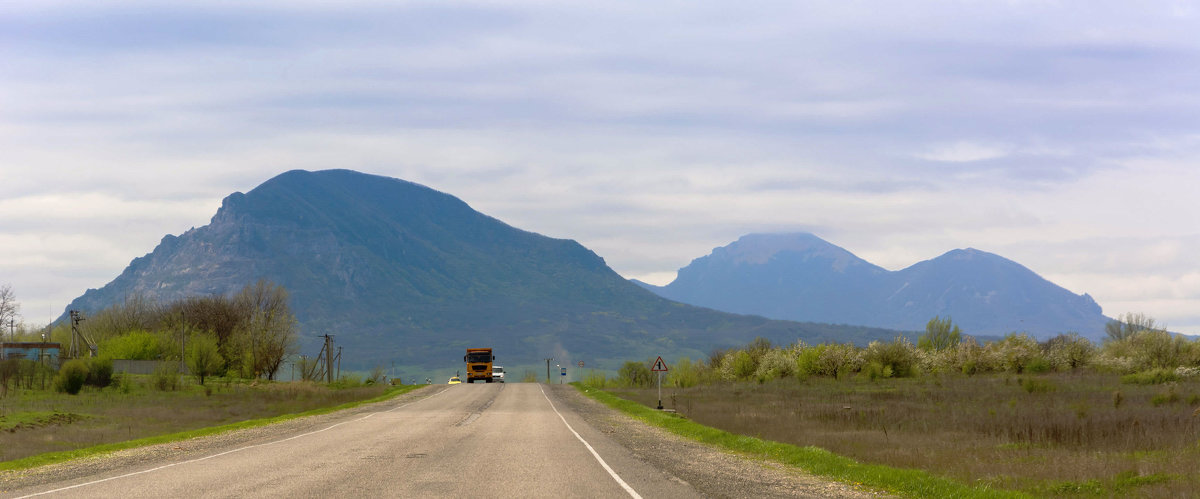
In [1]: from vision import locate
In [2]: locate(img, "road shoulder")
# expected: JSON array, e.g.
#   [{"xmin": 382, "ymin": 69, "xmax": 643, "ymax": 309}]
[{"xmin": 547, "ymin": 384, "xmax": 890, "ymax": 499}]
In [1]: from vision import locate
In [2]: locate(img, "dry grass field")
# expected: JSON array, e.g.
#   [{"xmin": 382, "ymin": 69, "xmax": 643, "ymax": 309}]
[
  {"xmin": 0, "ymin": 376, "xmax": 390, "ymax": 463},
  {"xmin": 611, "ymin": 372, "xmax": 1200, "ymax": 496}
]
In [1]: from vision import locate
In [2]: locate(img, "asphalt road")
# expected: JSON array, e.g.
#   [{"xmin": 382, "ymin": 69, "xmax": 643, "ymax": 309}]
[{"xmin": 3, "ymin": 383, "xmax": 698, "ymax": 498}]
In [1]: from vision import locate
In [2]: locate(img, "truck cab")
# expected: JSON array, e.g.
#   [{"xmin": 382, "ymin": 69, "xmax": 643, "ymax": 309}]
[{"xmin": 464, "ymin": 348, "xmax": 495, "ymax": 383}]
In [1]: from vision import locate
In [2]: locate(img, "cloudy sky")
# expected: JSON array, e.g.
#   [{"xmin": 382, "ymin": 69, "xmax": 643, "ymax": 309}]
[{"xmin": 2, "ymin": 1, "xmax": 1199, "ymax": 334}]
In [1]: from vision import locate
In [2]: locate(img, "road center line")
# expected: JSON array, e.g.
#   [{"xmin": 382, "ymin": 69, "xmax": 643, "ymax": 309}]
[
  {"xmin": 15, "ymin": 387, "xmax": 447, "ymax": 498},
  {"xmin": 539, "ymin": 385, "xmax": 643, "ymax": 499}
]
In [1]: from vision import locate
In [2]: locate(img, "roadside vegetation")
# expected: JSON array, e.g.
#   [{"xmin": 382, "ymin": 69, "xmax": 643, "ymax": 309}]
[
  {"xmin": 1, "ymin": 280, "xmax": 419, "ymax": 469},
  {"xmin": 0, "ymin": 374, "xmax": 419, "ymax": 467},
  {"xmin": 585, "ymin": 314, "xmax": 1200, "ymax": 497}
]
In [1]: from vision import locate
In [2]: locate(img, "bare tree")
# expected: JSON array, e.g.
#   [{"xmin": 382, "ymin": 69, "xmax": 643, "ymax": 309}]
[
  {"xmin": 1105, "ymin": 312, "xmax": 1160, "ymax": 342},
  {"xmin": 233, "ymin": 280, "xmax": 297, "ymax": 380},
  {"xmin": 0, "ymin": 284, "xmax": 19, "ymax": 339}
]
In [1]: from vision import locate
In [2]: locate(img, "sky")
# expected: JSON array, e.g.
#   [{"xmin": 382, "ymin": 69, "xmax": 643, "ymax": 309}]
[{"xmin": 2, "ymin": 1, "xmax": 1199, "ymax": 334}]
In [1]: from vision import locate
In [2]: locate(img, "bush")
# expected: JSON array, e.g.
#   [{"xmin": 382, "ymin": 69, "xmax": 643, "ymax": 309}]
[
  {"xmin": 617, "ymin": 360, "xmax": 652, "ymax": 388},
  {"xmin": 1121, "ymin": 368, "xmax": 1179, "ymax": 385},
  {"xmin": 863, "ymin": 336, "xmax": 919, "ymax": 378},
  {"xmin": 667, "ymin": 357, "xmax": 701, "ymax": 388},
  {"xmin": 85, "ymin": 357, "xmax": 114, "ymax": 387},
  {"xmin": 754, "ymin": 348, "xmax": 796, "ymax": 382},
  {"xmin": 99, "ymin": 330, "xmax": 165, "ymax": 360},
  {"xmin": 1045, "ymin": 333, "xmax": 1096, "ymax": 370},
  {"xmin": 795, "ymin": 344, "xmax": 825, "ymax": 377},
  {"xmin": 153, "ymin": 361, "xmax": 180, "ymax": 391},
  {"xmin": 719, "ymin": 350, "xmax": 756, "ymax": 381},
  {"xmin": 990, "ymin": 333, "xmax": 1041, "ymax": 373},
  {"xmin": 814, "ymin": 343, "xmax": 863, "ymax": 378},
  {"xmin": 54, "ymin": 359, "xmax": 89, "ymax": 395},
  {"xmin": 1020, "ymin": 377, "xmax": 1056, "ymax": 394}
]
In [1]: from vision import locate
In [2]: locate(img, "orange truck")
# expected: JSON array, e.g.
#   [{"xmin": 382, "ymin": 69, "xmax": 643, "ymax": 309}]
[{"xmin": 463, "ymin": 348, "xmax": 495, "ymax": 383}]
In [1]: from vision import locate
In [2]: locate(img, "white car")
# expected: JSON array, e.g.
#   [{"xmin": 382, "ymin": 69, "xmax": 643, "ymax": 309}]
[{"xmin": 492, "ymin": 366, "xmax": 505, "ymax": 383}]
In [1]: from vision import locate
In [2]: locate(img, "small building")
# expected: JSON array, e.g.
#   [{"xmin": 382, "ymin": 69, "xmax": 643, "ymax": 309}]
[{"xmin": 0, "ymin": 342, "xmax": 61, "ymax": 364}]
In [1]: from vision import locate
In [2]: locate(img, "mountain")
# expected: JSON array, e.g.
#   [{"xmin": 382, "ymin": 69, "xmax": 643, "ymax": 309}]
[
  {"xmin": 63, "ymin": 170, "xmax": 903, "ymax": 370},
  {"xmin": 643, "ymin": 233, "xmax": 1109, "ymax": 340}
]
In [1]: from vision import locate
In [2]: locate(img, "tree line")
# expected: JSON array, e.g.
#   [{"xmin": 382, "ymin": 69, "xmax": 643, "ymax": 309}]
[
  {"xmin": 0, "ymin": 280, "xmax": 298, "ymax": 396},
  {"xmin": 605, "ymin": 314, "xmax": 1200, "ymax": 388}
]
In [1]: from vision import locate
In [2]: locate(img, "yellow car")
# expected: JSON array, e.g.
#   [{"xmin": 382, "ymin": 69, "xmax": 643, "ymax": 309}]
[{"xmin": 447, "ymin": 376, "xmax": 462, "ymax": 384}]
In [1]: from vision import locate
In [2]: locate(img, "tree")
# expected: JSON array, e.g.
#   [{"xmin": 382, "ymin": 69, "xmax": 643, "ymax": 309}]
[
  {"xmin": 1105, "ymin": 312, "xmax": 1159, "ymax": 342},
  {"xmin": 187, "ymin": 333, "xmax": 223, "ymax": 385},
  {"xmin": 919, "ymin": 316, "xmax": 962, "ymax": 351},
  {"xmin": 233, "ymin": 280, "xmax": 297, "ymax": 380},
  {"xmin": 0, "ymin": 284, "xmax": 19, "ymax": 338}
]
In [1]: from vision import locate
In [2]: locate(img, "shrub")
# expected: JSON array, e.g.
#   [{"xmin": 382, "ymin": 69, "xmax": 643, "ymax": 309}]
[
  {"xmin": 53, "ymin": 359, "xmax": 89, "ymax": 395},
  {"xmin": 813, "ymin": 343, "xmax": 863, "ymax": 378},
  {"xmin": 86, "ymin": 357, "xmax": 114, "ymax": 387},
  {"xmin": 1150, "ymin": 384, "xmax": 1180, "ymax": 407},
  {"xmin": 1025, "ymin": 356, "xmax": 1052, "ymax": 374},
  {"xmin": 754, "ymin": 347, "xmax": 797, "ymax": 382},
  {"xmin": 618, "ymin": 360, "xmax": 652, "ymax": 388},
  {"xmin": 99, "ymin": 329, "xmax": 165, "ymax": 360},
  {"xmin": 1121, "ymin": 368, "xmax": 1178, "ymax": 385},
  {"xmin": 990, "ymin": 333, "xmax": 1041, "ymax": 373},
  {"xmin": 1044, "ymin": 333, "xmax": 1096, "ymax": 370},
  {"xmin": 153, "ymin": 361, "xmax": 180, "ymax": 391},
  {"xmin": 719, "ymin": 350, "xmax": 756, "ymax": 381},
  {"xmin": 582, "ymin": 370, "xmax": 609, "ymax": 387},
  {"xmin": 863, "ymin": 336, "xmax": 919, "ymax": 377},
  {"xmin": 795, "ymin": 344, "xmax": 825, "ymax": 377},
  {"xmin": 1020, "ymin": 377, "xmax": 1056, "ymax": 394},
  {"xmin": 668, "ymin": 357, "xmax": 701, "ymax": 388}
]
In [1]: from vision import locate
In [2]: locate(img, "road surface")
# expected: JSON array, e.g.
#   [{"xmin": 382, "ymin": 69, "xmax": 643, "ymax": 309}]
[{"xmin": 1, "ymin": 384, "xmax": 881, "ymax": 498}]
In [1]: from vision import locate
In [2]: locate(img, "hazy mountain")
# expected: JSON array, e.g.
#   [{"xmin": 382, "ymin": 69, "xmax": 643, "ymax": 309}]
[
  {"xmin": 63, "ymin": 170, "xmax": 903, "ymax": 370},
  {"xmin": 643, "ymin": 233, "xmax": 1109, "ymax": 340}
]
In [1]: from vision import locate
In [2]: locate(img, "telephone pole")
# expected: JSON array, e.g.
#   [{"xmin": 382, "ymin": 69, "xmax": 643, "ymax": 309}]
[
  {"xmin": 545, "ymin": 358, "xmax": 553, "ymax": 383},
  {"xmin": 323, "ymin": 335, "xmax": 335, "ymax": 384}
]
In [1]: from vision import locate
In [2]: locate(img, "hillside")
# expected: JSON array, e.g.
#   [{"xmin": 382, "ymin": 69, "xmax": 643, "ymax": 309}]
[
  {"xmin": 63, "ymin": 170, "xmax": 904, "ymax": 370},
  {"xmin": 643, "ymin": 233, "xmax": 1110, "ymax": 340}
]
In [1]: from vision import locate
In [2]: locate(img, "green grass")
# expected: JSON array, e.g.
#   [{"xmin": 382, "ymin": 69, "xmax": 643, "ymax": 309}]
[
  {"xmin": 0, "ymin": 384, "xmax": 427, "ymax": 472},
  {"xmin": 573, "ymin": 382, "xmax": 1030, "ymax": 499}
]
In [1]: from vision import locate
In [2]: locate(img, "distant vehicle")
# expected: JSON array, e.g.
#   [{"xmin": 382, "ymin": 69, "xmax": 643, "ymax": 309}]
[
  {"xmin": 447, "ymin": 376, "xmax": 462, "ymax": 384},
  {"xmin": 492, "ymin": 365, "xmax": 505, "ymax": 383},
  {"xmin": 464, "ymin": 348, "xmax": 495, "ymax": 383}
]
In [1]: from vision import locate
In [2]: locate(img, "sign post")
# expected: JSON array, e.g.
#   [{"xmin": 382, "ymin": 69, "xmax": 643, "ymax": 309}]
[
  {"xmin": 560, "ymin": 366, "xmax": 567, "ymax": 384},
  {"xmin": 651, "ymin": 356, "xmax": 669, "ymax": 410}
]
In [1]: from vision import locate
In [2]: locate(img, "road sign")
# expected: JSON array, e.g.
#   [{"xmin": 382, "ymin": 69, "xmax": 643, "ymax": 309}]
[
  {"xmin": 578, "ymin": 361, "xmax": 584, "ymax": 368},
  {"xmin": 560, "ymin": 367, "xmax": 567, "ymax": 376},
  {"xmin": 651, "ymin": 356, "xmax": 668, "ymax": 372}
]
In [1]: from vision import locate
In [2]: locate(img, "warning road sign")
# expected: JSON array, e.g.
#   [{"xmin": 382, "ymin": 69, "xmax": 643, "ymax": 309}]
[{"xmin": 651, "ymin": 356, "xmax": 668, "ymax": 372}]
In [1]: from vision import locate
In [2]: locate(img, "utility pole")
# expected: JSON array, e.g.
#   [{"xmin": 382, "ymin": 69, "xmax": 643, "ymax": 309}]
[
  {"xmin": 545, "ymin": 358, "xmax": 553, "ymax": 383},
  {"xmin": 336, "ymin": 346, "xmax": 342, "ymax": 381},
  {"xmin": 69, "ymin": 310, "xmax": 85, "ymax": 358},
  {"xmin": 323, "ymin": 335, "xmax": 334, "ymax": 384}
]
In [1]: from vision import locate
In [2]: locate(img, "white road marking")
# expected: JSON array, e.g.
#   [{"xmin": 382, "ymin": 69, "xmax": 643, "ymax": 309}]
[
  {"xmin": 539, "ymin": 385, "xmax": 643, "ymax": 499},
  {"xmin": 15, "ymin": 387, "xmax": 447, "ymax": 498}
]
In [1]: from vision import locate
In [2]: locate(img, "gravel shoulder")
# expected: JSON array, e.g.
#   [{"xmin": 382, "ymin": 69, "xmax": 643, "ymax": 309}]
[{"xmin": 546, "ymin": 384, "xmax": 892, "ymax": 499}]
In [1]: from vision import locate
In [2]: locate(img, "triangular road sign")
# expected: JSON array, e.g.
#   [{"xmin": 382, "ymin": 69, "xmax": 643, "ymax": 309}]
[{"xmin": 651, "ymin": 356, "xmax": 668, "ymax": 372}]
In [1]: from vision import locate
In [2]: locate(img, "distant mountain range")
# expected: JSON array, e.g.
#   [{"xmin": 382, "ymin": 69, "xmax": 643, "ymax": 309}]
[
  {"xmin": 63, "ymin": 170, "xmax": 904, "ymax": 370},
  {"xmin": 636, "ymin": 233, "xmax": 1110, "ymax": 340}
]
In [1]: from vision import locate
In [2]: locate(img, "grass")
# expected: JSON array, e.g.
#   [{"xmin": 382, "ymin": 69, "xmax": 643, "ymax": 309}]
[
  {"xmin": 0, "ymin": 378, "xmax": 427, "ymax": 471},
  {"xmin": 587, "ymin": 371, "xmax": 1200, "ymax": 497},
  {"xmin": 573, "ymin": 382, "xmax": 1028, "ymax": 498}
]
